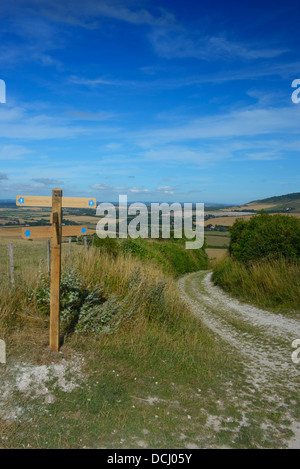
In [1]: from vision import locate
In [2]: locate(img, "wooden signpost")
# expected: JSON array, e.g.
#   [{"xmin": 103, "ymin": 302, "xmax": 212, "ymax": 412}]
[{"xmin": 16, "ymin": 189, "xmax": 97, "ymax": 352}]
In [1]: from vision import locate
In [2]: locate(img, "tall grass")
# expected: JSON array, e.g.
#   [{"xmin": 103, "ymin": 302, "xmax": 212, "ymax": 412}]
[
  {"xmin": 0, "ymin": 243, "xmax": 230, "ymax": 399},
  {"xmin": 0, "ymin": 244, "xmax": 201, "ymax": 337},
  {"xmin": 92, "ymin": 236, "xmax": 208, "ymax": 277},
  {"xmin": 0, "ymin": 242, "xmax": 246, "ymax": 449},
  {"xmin": 212, "ymin": 255, "xmax": 300, "ymax": 314}
]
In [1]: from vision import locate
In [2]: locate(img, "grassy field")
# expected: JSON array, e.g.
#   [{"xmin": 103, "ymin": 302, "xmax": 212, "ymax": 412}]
[
  {"xmin": 206, "ymin": 248, "xmax": 228, "ymax": 261},
  {"xmin": 205, "ymin": 216, "xmax": 254, "ymax": 227},
  {"xmin": 0, "ymin": 241, "xmax": 253, "ymax": 449},
  {"xmin": 204, "ymin": 232, "xmax": 229, "ymax": 261},
  {"xmin": 205, "ymin": 234, "xmax": 230, "ymax": 248}
]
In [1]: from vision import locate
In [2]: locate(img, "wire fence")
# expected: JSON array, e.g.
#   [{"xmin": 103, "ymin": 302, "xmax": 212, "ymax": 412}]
[{"xmin": 0, "ymin": 236, "xmax": 91, "ymax": 286}]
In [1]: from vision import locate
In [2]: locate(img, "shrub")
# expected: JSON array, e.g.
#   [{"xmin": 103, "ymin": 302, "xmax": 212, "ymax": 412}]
[
  {"xmin": 32, "ymin": 269, "xmax": 125, "ymax": 334},
  {"xmin": 229, "ymin": 212, "xmax": 300, "ymax": 262}
]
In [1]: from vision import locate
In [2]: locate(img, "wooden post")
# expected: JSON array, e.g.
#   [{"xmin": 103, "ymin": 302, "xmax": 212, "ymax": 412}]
[
  {"xmin": 50, "ymin": 189, "xmax": 62, "ymax": 352},
  {"xmin": 84, "ymin": 236, "xmax": 87, "ymax": 251},
  {"xmin": 16, "ymin": 191, "xmax": 96, "ymax": 352},
  {"xmin": 69, "ymin": 237, "xmax": 72, "ymax": 256},
  {"xmin": 8, "ymin": 243, "xmax": 15, "ymax": 286},
  {"xmin": 47, "ymin": 239, "xmax": 51, "ymax": 276}
]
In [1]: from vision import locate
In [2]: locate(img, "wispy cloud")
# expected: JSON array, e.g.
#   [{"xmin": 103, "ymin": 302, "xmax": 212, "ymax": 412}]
[
  {"xmin": 63, "ymin": 109, "xmax": 114, "ymax": 121},
  {"xmin": 0, "ymin": 173, "xmax": 8, "ymax": 182},
  {"xmin": 69, "ymin": 59, "xmax": 300, "ymax": 93},
  {"xmin": 157, "ymin": 185, "xmax": 176, "ymax": 195},
  {"xmin": 92, "ymin": 183, "xmax": 151, "ymax": 194},
  {"xmin": 0, "ymin": 1, "xmax": 176, "ymax": 29},
  {"xmin": 132, "ymin": 105, "xmax": 300, "ymax": 147},
  {"xmin": 0, "ymin": 144, "xmax": 32, "ymax": 160},
  {"xmin": 31, "ymin": 177, "xmax": 64, "ymax": 186},
  {"xmin": 69, "ymin": 76, "xmax": 139, "ymax": 87},
  {"xmin": 148, "ymin": 29, "xmax": 287, "ymax": 62},
  {"xmin": 0, "ymin": 103, "xmax": 120, "ymax": 140}
]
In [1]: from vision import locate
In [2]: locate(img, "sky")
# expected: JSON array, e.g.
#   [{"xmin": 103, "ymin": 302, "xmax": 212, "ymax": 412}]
[{"xmin": 0, "ymin": 0, "xmax": 300, "ymax": 204}]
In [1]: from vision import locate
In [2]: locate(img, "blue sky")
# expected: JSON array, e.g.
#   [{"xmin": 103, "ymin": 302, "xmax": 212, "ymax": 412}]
[{"xmin": 0, "ymin": 0, "xmax": 300, "ymax": 204}]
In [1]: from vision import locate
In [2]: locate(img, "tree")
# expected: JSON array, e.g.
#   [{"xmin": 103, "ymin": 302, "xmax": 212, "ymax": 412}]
[{"xmin": 229, "ymin": 212, "xmax": 300, "ymax": 262}]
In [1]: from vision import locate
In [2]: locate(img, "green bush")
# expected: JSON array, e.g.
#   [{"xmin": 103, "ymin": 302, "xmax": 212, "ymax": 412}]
[
  {"xmin": 92, "ymin": 236, "xmax": 120, "ymax": 257},
  {"xmin": 229, "ymin": 212, "xmax": 300, "ymax": 262}
]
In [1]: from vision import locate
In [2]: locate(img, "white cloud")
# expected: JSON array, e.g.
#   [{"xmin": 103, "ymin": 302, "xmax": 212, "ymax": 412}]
[
  {"xmin": 0, "ymin": 1, "xmax": 176, "ymax": 29},
  {"xmin": 31, "ymin": 178, "xmax": 64, "ymax": 186},
  {"xmin": 0, "ymin": 103, "xmax": 120, "ymax": 140},
  {"xmin": 148, "ymin": 29, "xmax": 286, "ymax": 62},
  {"xmin": 0, "ymin": 144, "xmax": 32, "ymax": 160},
  {"xmin": 132, "ymin": 105, "xmax": 300, "ymax": 148}
]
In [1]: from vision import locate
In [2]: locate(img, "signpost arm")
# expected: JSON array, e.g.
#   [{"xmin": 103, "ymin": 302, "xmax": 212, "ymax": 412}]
[{"xmin": 50, "ymin": 188, "xmax": 62, "ymax": 352}]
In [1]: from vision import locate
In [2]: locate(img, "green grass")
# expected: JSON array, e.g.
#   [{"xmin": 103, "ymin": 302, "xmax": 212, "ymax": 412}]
[
  {"xmin": 92, "ymin": 236, "xmax": 209, "ymax": 277},
  {"xmin": 0, "ymin": 244, "xmax": 246, "ymax": 449},
  {"xmin": 212, "ymin": 255, "xmax": 300, "ymax": 315},
  {"xmin": 0, "ymin": 241, "xmax": 296, "ymax": 449}
]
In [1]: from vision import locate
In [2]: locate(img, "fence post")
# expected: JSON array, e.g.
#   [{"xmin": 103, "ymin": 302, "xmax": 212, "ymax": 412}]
[
  {"xmin": 8, "ymin": 243, "xmax": 15, "ymax": 286},
  {"xmin": 47, "ymin": 239, "xmax": 51, "ymax": 276},
  {"xmin": 69, "ymin": 237, "xmax": 72, "ymax": 256},
  {"xmin": 84, "ymin": 236, "xmax": 87, "ymax": 251}
]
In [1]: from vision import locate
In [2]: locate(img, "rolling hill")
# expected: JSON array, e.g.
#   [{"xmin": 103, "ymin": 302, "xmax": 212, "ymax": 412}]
[{"xmin": 228, "ymin": 192, "xmax": 300, "ymax": 214}]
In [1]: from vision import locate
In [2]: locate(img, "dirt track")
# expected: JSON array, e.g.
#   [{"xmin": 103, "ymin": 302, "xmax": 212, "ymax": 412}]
[{"xmin": 178, "ymin": 271, "xmax": 300, "ymax": 449}]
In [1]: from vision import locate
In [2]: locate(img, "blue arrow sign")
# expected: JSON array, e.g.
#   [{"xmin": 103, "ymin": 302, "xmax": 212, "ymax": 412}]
[
  {"xmin": 18, "ymin": 197, "xmax": 25, "ymax": 204},
  {"xmin": 24, "ymin": 230, "xmax": 31, "ymax": 237},
  {"xmin": 81, "ymin": 227, "xmax": 87, "ymax": 234},
  {"xmin": 88, "ymin": 200, "xmax": 95, "ymax": 207}
]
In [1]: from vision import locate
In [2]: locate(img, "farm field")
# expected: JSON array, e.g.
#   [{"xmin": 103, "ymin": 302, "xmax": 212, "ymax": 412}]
[
  {"xmin": 206, "ymin": 248, "xmax": 228, "ymax": 260},
  {"xmin": 63, "ymin": 215, "xmax": 98, "ymax": 224},
  {"xmin": 205, "ymin": 234, "xmax": 230, "ymax": 248},
  {"xmin": 204, "ymin": 232, "xmax": 229, "ymax": 260},
  {"xmin": 205, "ymin": 216, "xmax": 253, "ymax": 227},
  {"xmin": 226, "ymin": 203, "xmax": 276, "ymax": 211},
  {"xmin": 0, "ymin": 227, "xmax": 22, "ymax": 239}
]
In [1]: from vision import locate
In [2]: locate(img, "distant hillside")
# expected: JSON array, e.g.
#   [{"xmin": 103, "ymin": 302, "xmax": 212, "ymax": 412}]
[
  {"xmin": 229, "ymin": 192, "xmax": 300, "ymax": 214},
  {"xmin": 251, "ymin": 192, "xmax": 300, "ymax": 205}
]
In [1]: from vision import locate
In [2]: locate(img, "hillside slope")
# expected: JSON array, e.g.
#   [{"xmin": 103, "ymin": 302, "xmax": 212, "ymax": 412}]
[{"xmin": 229, "ymin": 192, "xmax": 300, "ymax": 213}]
